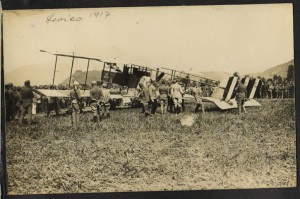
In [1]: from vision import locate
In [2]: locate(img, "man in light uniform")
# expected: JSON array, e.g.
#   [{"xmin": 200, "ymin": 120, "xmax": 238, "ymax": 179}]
[
  {"xmin": 194, "ymin": 83, "xmax": 205, "ymax": 113},
  {"xmin": 100, "ymin": 82, "xmax": 111, "ymax": 118},
  {"xmin": 149, "ymin": 81, "xmax": 159, "ymax": 115},
  {"xmin": 170, "ymin": 79, "xmax": 183, "ymax": 114},
  {"xmin": 138, "ymin": 82, "xmax": 150, "ymax": 117},
  {"xmin": 158, "ymin": 80, "xmax": 169, "ymax": 115},
  {"xmin": 69, "ymin": 81, "xmax": 81, "ymax": 126},
  {"xmin": 90, "ymin": 81, "xmax": 102, "ymax": 122}
]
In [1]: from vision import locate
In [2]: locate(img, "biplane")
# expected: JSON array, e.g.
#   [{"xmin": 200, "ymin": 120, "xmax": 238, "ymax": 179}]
[{"xmin": 37, "ymin": 50, "xmax": 261, "ymax": 111}]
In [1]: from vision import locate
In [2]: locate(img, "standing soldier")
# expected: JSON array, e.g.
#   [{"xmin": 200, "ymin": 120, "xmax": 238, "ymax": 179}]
[
  {"xmin": 194, "ymin": 82, "xmax": 205, "ymax": 113},
  {"xmin": 69, "ymin": 81, "xmax": 81, "ymax": 126},
  {"xmin": 235, "ymin": 78, "xmax": 247, "ymax": 115},
  {"xmin": 14, "ymin": 86, "xmax": 22, "ymax": 120},
  {"xmin": 19, "ymin": 80, "xmax": 34, "ymax": 125},
  {"xmin": 167, "ymin": 80, "xmax": 174, "ymax": 113},
  {"xmin": 138, "ymin": 82, "xmax": 151, "ymax": 116},
  {"xmin": 90, "ymin": 81, "xmax": 102, "ymax": 122},
  {"xmin": 5, "ymin": 83, "xmax": 16, "ymax": 121},
  {"xmin": 170, "ymin": 79, "xmax": 183, "ymax": 114},
  {"xmin": 100, "ymin": 82, "xmax": 111, "ymax": 118},
  {"xmin": 149, "ymin": 81, "xmax": 159, "ymax": 115},
  {"xmin": 158, "ymin": 80, "xmax": 169, "ymax": 115}
]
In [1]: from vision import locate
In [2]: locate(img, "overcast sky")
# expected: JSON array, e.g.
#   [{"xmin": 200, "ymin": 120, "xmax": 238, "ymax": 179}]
[{"xmin": 3, "ymin": 4, "xmax": 294, "ymax": 76}]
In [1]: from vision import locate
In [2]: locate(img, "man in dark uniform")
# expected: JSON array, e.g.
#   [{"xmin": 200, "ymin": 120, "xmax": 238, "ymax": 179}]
[
  {"xmin": 19, "ymin": 80, "xmax": 34, "ymax": 125},
  {"xmin": 167, "ymin": 80, "xmax": 174, "ymax": 113},
  {"xmin": 5, "ymin": 83, "xmax": 16, "ymax": 121},
  {"xmin": 235, "ymin": 78, "xmax": 247, "ymax": 114}
]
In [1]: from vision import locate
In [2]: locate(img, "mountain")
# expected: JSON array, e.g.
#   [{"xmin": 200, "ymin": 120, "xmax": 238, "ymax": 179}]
[
  {"xmin": 4, "ymin": 64, "xmax": 54, "ymax": 86},
  {"xmin": 60, "ymin": 70, "xmax": 102, "ymax": 86},
  {"xmin": 251, "ymin": 59, "xmax": 294, "ymax": 79}
]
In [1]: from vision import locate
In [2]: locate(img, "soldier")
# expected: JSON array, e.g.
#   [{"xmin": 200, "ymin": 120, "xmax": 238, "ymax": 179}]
[
  {"xmin": 69, "ymin": 81, "xmax": 81, "ymax": 126},
  {"xmin": 19, "ymin": 80, "xmax": 34, "ymax": 125},
  {"xmin": 235, "ymin": 78, "xmax": 247, "ymax": 114},
  {"xmin": 14, "ymin": 86, "xmax": 22, "ymax": 120},
  {"xmin": 194, "ymin": 83, "xmax": 205, "ymax": 113},
  {"xmin": 170, "ymin": 79, "xmax": 183, "ymax": 114},
  {"xmin": 138, "ymin": 82, "xmax": 151, "ymax": 117},
  {"xmin": 158, "ymin": 80, "xmax": 169, "ymax": 115},
  {"xmin": 99, "ymin": 82, "xmax": 111, "ymax": 119},
  {"xmin": 5, "ymin": 83, "xmax": 17, "ymax": 121},
  {"xmin": 268, "ymin": 81, "xmax": 274, "ymax": 99},
  {"xmin": 149, "ymin": 81, "xmax": 159, "ymax": 115},
  {"xmin": 90, "ymin": 81, "xmax": 102, "ymax": 122},
  {"xmin": 167, "ymin": 80, "xmax": 174, "ymax": 113}
]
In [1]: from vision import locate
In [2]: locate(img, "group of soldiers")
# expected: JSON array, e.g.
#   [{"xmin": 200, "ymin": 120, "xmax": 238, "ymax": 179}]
[
  {"xmin": 70, "ymin": 80, "xmax": 111, "ymax": 126},
  {"xmin": 5, "ymin": 80, "xmax": 35, "ymax": 124},
  {"xmin": 137, "ymin": 78, "xmax": 206, "ymax": 117},
  {"xmin": 257, "ymin": 79, "xmax": 295, "ymax": 99}
]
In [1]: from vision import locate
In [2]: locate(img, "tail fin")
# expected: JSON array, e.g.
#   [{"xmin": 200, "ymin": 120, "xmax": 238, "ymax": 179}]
[
  {"xmin": 223, "ymin": 76, "xmax": 239, "ymax": 101},
  {"xmin": 248, "ymin": 78, "xmax": 260, "ymax": 99}
]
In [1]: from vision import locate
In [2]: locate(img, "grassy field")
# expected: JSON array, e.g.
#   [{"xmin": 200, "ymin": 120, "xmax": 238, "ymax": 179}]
[{"xmin": 5, "ymin": 99, "xmax": 296, "ymax": 195}]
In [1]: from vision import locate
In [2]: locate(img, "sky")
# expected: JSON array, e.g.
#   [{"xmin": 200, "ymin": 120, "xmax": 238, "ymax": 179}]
[{"xmin": 3, "ymin": 4, "xmax": 294, "ymax": 77}]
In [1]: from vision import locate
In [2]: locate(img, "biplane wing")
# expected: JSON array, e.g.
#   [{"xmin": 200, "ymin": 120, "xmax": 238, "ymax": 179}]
[
  {"xmin": 36, "ymin": 89, "xmax": 91, "ymax": 98},
  {"xmin": 202, "ymin": 97, "xmax": 261, "ymax": 110},
  {"xmin": 35, "ymin": 89, "xmax": 68, "ymax": 97}
]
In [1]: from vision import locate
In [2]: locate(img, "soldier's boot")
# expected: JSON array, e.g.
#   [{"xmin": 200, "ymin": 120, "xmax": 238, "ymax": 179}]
[
  {"xmin": 202, "ymin": 105, "xmax": 205, "ymax": 114},
  {"xmin": 72, "ymin": 112, "xmax": 77, "ymax": 126},
  {"xmin": 76, "ymin": 113, "xmax": 80, "ymax": 125},
  {"xmin": 238, "ymin": 106, "xmax": 242, "ymax": 115},
  {"xmin": 177, "ymin": 107, "xmax": 181, "ymax": 114},
  {"xmin": 195, "ymin": 104, "xmax": 200, "ymax": 113},
  {"xmin": 242, "ymin": 105, "xmax": 247, "ymax": 114},
  {"xmin": 97, "ymin": 115, "xmax": 101, "ymax": 122}
]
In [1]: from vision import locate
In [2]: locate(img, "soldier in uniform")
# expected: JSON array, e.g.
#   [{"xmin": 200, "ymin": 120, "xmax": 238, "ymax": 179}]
[
  {"xmin": 167, "ymin": 80, "xmax": 174, "ymax": 113},
  {"xmin": 138, "ymin": 82, "xmax": 151, "ymax": 117},
  {"xmin": 13, "ymin": 86, "xmax": 22, "ymax": 120},
  {"xmin": 235, "ymin": 78, "xmax": 247, "ymax": 114},
  {"xmin": 170, "ymin": 79, "xmax": 183, "ymax": 114},
  {"xmin": 5, "ymin": 83, "xmax": 16, "ymax": 121},
  {"xmin": 90, "ymin": 81, "xmax": 102, "ymax": 122},
  {"xmin": 100, "ymin": 82, "xmax": 111, "ymax": 118},
  {"xmin": 19, "ymin": 80, "xmax": 34, "ymax": 125},
  {"xmin": 194, "ymin": 83, "xmax": 205, "ymax": 113},
  {"xmin": 69, "ymin": 81, "xmax": 81, "ymax": 126},
  {"xmin": 158, "ymin": 80, "xmax": 169, "ymax": 115},
  {"xmin": 149, "ymin": 81, "xmax": 159, "ymax": 115}
]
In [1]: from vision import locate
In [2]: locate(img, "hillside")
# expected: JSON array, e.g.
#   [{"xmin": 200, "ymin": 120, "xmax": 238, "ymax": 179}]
[
  {"xmin": 252, "ymin": 59, "xmax": 294, "ymax": 79},
  {"xmin": 4, "ymin": 64, "xmax": 53, "ymax": 86}
]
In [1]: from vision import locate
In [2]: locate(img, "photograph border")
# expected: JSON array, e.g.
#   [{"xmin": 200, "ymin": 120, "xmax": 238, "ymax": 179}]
[{"xmin": 1, "ymin": 0, "xmax": 299, "ymax": 199}]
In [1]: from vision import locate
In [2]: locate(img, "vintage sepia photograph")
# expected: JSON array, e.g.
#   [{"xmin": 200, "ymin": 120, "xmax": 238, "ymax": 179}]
[{"xmin": 2, "ymin": 4, "xmax": 296, "ymax": 195}]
